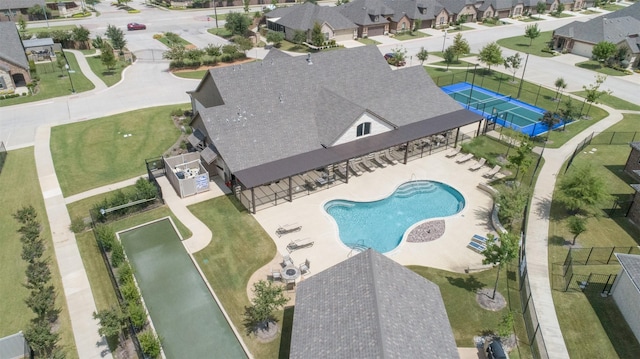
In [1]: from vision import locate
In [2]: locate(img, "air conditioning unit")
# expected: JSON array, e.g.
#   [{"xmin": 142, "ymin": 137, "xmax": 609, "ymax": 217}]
[{"xmin": 384, "ymin": 31, "xmax": 389, "ymax": 35}]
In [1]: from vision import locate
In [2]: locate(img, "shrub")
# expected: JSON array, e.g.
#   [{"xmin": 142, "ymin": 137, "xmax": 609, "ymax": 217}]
[
  {"xmin": 118, "ymin": 262, "xmax": 134, "ymax": 285},
  {"xmin": 95, "ymin": 224, "xmax": 116, "ymax": 252},
  {"xmin": 110, "ymin": 241, "xmax": 125, "ymax": 268},
  {"xmin": 152, "ymin": 34, "xmax": 163, "ymax": 40},
  {"xmin": 221, "ymin": 44, "xmax": 238, "ymax": 55},
  {"xmin": 69, "ymin": 216, "xmax": 86, "ymax": 233},
  {"xmin": 120, "ymin": 281, "xmax": 141, "ymax": 305},
  {"xmin": 201, "ymin": 56, "xmax": 218, "ymax": 66},
  {"xmin": 127, "ymin": 302, "xmax": 147, "ymax": 330},
  {"xmin": 220, "ymin": 53, "xmax": 233, "ymax": 62},
  {"xmin": 134, "ymin": 178, "xmax": 157, "ymax": 200},
  {"xmin": 169, "ymin": 59, "xmax": 185, "ymax": 69},
  {"xmin": 204, "ymin": 44, "xmax": 221, "ymax": 57},
  {"xmin": 170, "ymin": 108, "xmax": 184, "ymax": 117},
  {"xmin": 138, "ymin": 330, "xmax": 161, "ymax": 358}
]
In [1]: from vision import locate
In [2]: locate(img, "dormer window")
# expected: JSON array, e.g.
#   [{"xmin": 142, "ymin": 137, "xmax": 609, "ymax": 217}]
[
  {"xmin": 357, "ymin": 122, "xmax": 371, "ymax": 137},
  {"xmin": 374, "ymin": 15, "xmax": 379, "ymax": 21}
]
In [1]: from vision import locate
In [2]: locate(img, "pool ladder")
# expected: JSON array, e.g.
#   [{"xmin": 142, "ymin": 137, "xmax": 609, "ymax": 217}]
[{"xmin": 347, "ymin": 240, "xmax": 370, "ymax": 257}]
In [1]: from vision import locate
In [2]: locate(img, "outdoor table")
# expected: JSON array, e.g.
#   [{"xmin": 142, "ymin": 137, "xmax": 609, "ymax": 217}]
[{"xmin": 282, "ymin": 266, "xmax": 300, "ymax": 282}]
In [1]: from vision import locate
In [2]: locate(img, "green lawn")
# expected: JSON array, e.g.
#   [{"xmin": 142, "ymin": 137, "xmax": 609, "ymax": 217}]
[
  {"xmin": 496, "ymin": 31, "xmax": 555, "ymax": 58},
  {"xmin": 599, "ymin": 3, "xmax": 624, "ymax": 11},
  {"xmin": 520, "ymin": 16, "xmax": 544, "ymax": 22},
  {"xmin": 24, "ymin": 24, "xmax": 78, "ymax": 37},
  {"xmin": 581, "ymin": 10, "xmax": 601, "ymax": 15},
  {"xmin": 173, "ymin": 69, "xmax": 209, "ymax": 79},
  {"xmin": 575, "ymin": 60, "xmax": 629, "ymax": 76},
  {"xmin": 550, "ymin": 12, "xmax": 574, "ymax": 18},
  {"xmin": 428, "ymin": 59, "xmax": 474, "ymax": 68},
  {"xmin": 0, "ymin": 51, "xmax": 94, "ymax": 107},
  {"xmin": 50, "ymin": 105, "xmax": 183, "ymax": 196},
  {"xmin": 190, "ymin": 196, "xmax": 278, "ymax": 359},
  {"xmin": 548, "ymin": 114, "xmax": 640, "ymax": 358},
  {"xmin": 571, "ymin": 91, "xmax": 640, "ymax": 111},
  {"xmin": 85, "ymin": 56, "xmax": 130, "ymax": 87},
  {"xmin": 357, "ymin": 38, "xmax": 381, "ymax": 45},
  {"xmin": 207, "ymin": 27, "xmax": 233, "ymax": 39},
  {"xmin": 275, "ymin": 40, "xmax": 308, "ymax": 53},
  {"xmin": 0, "ymin": 148, "xmax": 77, "ymax": 358},
  {"xmin": 157, "ymin": 34, "xmax": 192, "ymax": 47},
  {"xmin": 393, "ymin": 31, "xmax": 429, "ymax": 41},
  {"xmin": 446, "ymin": 25, "xmax": 474, "ymax": 33},
  {"xmin": 209, "ymin": 13, "xmax": 229, "ymax": 21}
]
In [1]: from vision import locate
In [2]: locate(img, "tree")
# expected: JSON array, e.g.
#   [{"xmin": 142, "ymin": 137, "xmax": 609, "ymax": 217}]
[
  {"xmin": 56, "ymin": 55, "xmax": 67, "ymax": 74},
  {"xmin": 567, "ymin": 216, "xmax": 587, "ymax": 245},
  {"xmin": 478, "ymin": 42, "xmax": 503, "ymax": 73},
  {"xmin": 554, "ymin": 77, "xmax": 567, "ymax": 100},
  {"xmin": 232, "ymin": 35, "xmax": 253, "ymax": 53},
  {"xmin": 497, "ymin": 185, "xmax": 530, "ymax": 230},
  {"xmin": 292, "ymin": 30, "xmax": 307, "ymax": 44},
  {"xmin": 311, "ymin": 22, "xmax": 325, "ymax": 47},
  {"xmin": 540, "ymin": 111, "xmax": 560, "ymax": 140},
  {"xmin": 25, "ymin": 321, "xmax": 60, "ymax": 358},
  {"xmin": 582, "ymin": 74, "xmax": 611, "ymax": 116},
  {"xmin": 558, "ymin": 164, "xmax": 610, "ymax": 215},
  {"xmin": 507, "ymin": 133, "xmax": 533, "ymax": 180},
  {"xmin": 163, "ymin": 45, "xmax": 186, "ymax": 60},
  {"xmin": 536, "ymin": 1, "xmax": 546, "ymax": 19},
  {"xmin": 442, "ymin": 46, "xmax": 455, "ymax": 70},
  {"xmin": 416, "ymin": 46, "xmax": 429, "ymax": 65},
  {"xmin": 243, "ymin": 0, "xmax": 250, "ymax": 13},
  {"xmin": 138, "ymin": 330, "xmax": 161, "ymax": 359},
  {"xmin": 27, "ymin": 5, "xmax": 51, "ymax": 21},
  {"xmin": 558, "ymin": 98, "xmax": 578, "ymax": 130},
  {"xmin": 503, "ymin": 52, "xmax": 522, "ymax": 81},
  {"xmin": 524, "ymin": 23, "xmax": 540, "ymax": 46},
  {"xmin": 481, "ymin": 231, "xmax": 519, "ymax": 299},
  {"xmin": 93, "ymin": 307, "xmax": 126, "ymax": 338},
  {"xmin": 18, "ymin": 16, "xmax": 27, "ymax": 39},
  {"xmin": 451, "ymin": 33, "xmax": 470, "ymax": 61},
  {"xmin": 413, "ymin": 18, "xmax": 422, "ymax": 32},
  {"xmin": 497, "ymin": 312, "xmax": 515, "ymax": 338},
  {"xmin": 266, "ymin": 31, "xmax": 285, "ymax": 47},
  {"xmin": 101, "ymin": 43, "xmax": 117, "ymax": 71},
  {"xmin": 245, "ymin": 280, "xmax": 287, "ymax": 330},
  {"xmin": 591, "ymin": 41, "xmax": 616, "ymax": 65},
  {"xmin": 72, "ymin": 26, "xmax": 91, "ymax": 49},
  {"xmin": 105, "ymin": 24, "xmax": 126, "ymax": 53},
  {"xmin": 225, "ymin": 12, "xmax": 251, "ymax": 36},
  {"xmin": 92, "ymin": 35, "xmax": 104, "ymax": 50},
  {"xmin": 555, "ymin": 3, "xmax": 565, "ymax": 16}
]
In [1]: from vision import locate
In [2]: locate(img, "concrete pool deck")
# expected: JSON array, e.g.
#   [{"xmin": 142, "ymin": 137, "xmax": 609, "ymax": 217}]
[{"xmin": 252, "ymin": 150, "xmax": 501, "ymax": 276}]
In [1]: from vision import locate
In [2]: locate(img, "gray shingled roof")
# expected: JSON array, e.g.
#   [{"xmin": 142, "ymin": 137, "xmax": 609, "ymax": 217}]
[
  {"xmin": 0, "ymin": 22, "xmax": 29, "ymax": 70},
  {"xmin": 267, "ymin": 2, "xmax": 357, "ymax": 31},
  {"xmin": 290, "ymin": 249, "xmax": 459, "ymax": 359},
  {"xmin": 554, "ymin": 2, "xmax": 640, "ymax": 45},
  {"xmin": 616, "ymin": 253, "xmax": 640, "ymax": 293},
  {"xmin": 339, "ymin": 0, "xmax": 393, "ymax": 26},
  {"xmin": 383, "ymin": 0, "xmax": 442, "ymax": 21},
  {"xmin": 0, "ymin": 0, "xmax": 43, "ymax": 10},
  {"xmin": 631, "ymin": 142, "xmax": 640, "ymax": 151},
  {"xmin": 632, "ymin": 183, "xmax": 640, "ymax": 192},
  {"xmin": 192, "ymin": 46, "xmax": 464, "ymax": 174}
]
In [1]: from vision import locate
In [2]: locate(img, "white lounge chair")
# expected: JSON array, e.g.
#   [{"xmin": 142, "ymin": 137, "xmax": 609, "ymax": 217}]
[
  {"xmin": 360, "ymin": 157, "xmax": 375, "ymax": 172},
  {"xmin": 484, "ymin": 165, "xmax": 501, "ymax": 179},
  {"xmin": 455, "ymin": 153, "xmax": 474, "ymax": 164},
  {"xmin": 271, "ymin": 269, "xmax": 282, "ymax": 282},
  {"xmin": 287, "ymin": 238, "xmax": 314, "ymax": 253},
  {"xmin": 445, "ymin": 148, "xmax": 461, "ymax": 158},
  {"xmin": 372, "ymin": 153, "xmax": 387, "ymax": 168},
  {"xmin": 467, "ymin": 241, "xmax": 486, "ymax": 253},
  {"xmin": 299, "ymin": 259, "xmax": 310, "ymax": 275},
  {"xmin": 282, "ymin": 255, "xmax": 294, "ymax": 267},
  {"xmin": 469, "ymin": 158, "xmax": 486, "ymax": 171},
  {"xmin": 380, "ymin": 151, "xmax": 398, "ymax": 165},
  {"xmin": 348, "ymin": 161, "xmax": 362, "ymax": 176}
]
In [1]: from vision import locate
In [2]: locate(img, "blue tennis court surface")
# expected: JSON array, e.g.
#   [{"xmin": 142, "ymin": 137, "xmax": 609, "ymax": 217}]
[{"xmin": 442, "ymin": 82, "xmax": 564, "ymax": 137}]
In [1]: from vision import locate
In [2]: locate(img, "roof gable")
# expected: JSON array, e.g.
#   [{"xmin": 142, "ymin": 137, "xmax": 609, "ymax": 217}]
[
  {"xmin": 267, "ymin": 2, "xmax": 357, "ymax": 31},
  {"xmin": 616, "ymin": 253, "xmax": 640, "ymax": 292},
  {"xmin": 290, "ymin": 249, "xmax": 459, "ymax": 358},
  {"xmin": 339, "ymin": 0, "xmax": 394, "ymax": 25},
  {"xmin": 0, "ymin": 22, "xmax": 29, "ymax": 70}
]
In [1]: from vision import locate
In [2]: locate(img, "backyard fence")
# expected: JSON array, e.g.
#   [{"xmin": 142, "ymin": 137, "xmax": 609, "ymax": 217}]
[
  {"xmin": 566, "ymin": 131, "xmax": 640, "ymax": 173},
  {"xmin": 559, "ymin": 246, "xmax": 640, "ymax": 292},
  {"xmin": 562, "ymin": 246, "xmax": 640, "ymax": 267},
  {"xmin": 0, "ymin": 141, "xmax": 6, "ymax": 174}
]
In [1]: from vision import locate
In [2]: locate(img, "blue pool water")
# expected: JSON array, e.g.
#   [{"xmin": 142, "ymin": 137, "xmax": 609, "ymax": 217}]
[{"xmin": 324, "ymin": 180, "xmax": 465, "ymax": 253}]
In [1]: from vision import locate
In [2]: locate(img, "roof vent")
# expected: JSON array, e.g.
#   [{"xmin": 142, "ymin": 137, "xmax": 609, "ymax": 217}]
[
  {"xmin": 279, "ymin": 92, "xmax": 284, "ymax": 104},
  {"xmin": 306, "ymin": 53, "xmax": 313, "ymax": 65}
]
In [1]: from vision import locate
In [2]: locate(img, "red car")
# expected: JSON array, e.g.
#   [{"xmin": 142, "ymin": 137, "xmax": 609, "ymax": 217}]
[{"xmin": 127, "ymin": 23, "xmax": 146, "ymax": 31}]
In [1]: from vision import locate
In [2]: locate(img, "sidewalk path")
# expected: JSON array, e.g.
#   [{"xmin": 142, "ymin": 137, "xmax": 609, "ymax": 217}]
[
  {"xmin": 34, "ymin": 126, "xmax": 111, "ymax": 359},
  {"xmin": 67, "ymin": 49, "xmax": 108, "ymax": 92},
  {"xmin": 65, "ymin": 176, "xmax": 144, "ymax": 205},
  {"xmin": 525, "ymin": 104, "xmax": 626, "ymax": 358}
]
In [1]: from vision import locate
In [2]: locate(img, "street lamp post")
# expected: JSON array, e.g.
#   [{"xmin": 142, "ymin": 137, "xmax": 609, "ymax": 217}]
[
  {"xmin": 62, "ymin": 52, "xmax": 75, "ymax": 93},
  {"xmin": 441, "ymin": 30, "xmax": 447, "ymax": 52},
  {"xmin": 517, "ymin": 52, "xmax": 530, "ymax": 99}
]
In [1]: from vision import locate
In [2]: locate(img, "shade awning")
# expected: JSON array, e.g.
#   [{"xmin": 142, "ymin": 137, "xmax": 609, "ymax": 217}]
[
  {"xmin": 187, "ymin": 129, "xmax": 206, "ymax": 147},
  {"xmin": 200, "ymin": 146, "xmax": 218, "ymax": 164}
]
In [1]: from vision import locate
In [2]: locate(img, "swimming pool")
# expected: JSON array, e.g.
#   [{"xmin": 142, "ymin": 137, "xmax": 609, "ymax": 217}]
[{"xmin": 324, "ymin": 180, "xmax": 465, "ymax": 253}]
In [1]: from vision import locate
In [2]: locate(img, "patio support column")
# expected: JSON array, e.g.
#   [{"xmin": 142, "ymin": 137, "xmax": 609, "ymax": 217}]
[
  {"xmin": 288, "ymin": 177, "xmax": 292, "ymax": 202},
  {"xmin": 476, "ymin": 120, "xmax": 482, "ymax": 138},
  {"xmin": 403, "ymin": 142, "xmax": 409, "ymax": 164},
  {"xmin": 345, "ymin": 160, "xmax": 349, "ymax": 184},
  {"xmin": 454, "ymin": 127, "xmax": 460, "ymax": 148},
  {"xmin": 251, "ymin": 187, "xmax": 256, "ymax": 214}
]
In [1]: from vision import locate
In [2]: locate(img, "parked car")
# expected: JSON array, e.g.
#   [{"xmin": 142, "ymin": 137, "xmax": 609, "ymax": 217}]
[
  {"xmin": 384, "ymin": 53, "xmax": 405, "ymax": 67},
  {"xmin": 127, "ymin": 23, "xmax": 146, "ymax": 31}
]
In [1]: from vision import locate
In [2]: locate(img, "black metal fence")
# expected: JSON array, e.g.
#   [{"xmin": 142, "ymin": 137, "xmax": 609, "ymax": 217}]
[
  {"xmin": 563, "ymin": 246, "xmax": 640, "ymax": 266},
  {"xmin": 559, "ymin": 247, "xmax": 640, "ymax": 292},
  {"xmin": 563, "ymin": 272, "xmax": 618, "ymax": 293},
  {"xmin": 146, "ymin": 156, "xmax": 165, "ymax": 204},
  {"xmin": 566, "ymin": 131, "xmax": 639, "ymax": 173}
]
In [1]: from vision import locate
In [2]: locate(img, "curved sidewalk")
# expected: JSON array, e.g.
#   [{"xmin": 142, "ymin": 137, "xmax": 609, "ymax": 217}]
[
  {"xmin": 526, "ymin": 105, "xmax": 628, "ymax": 358},
  {"xmin": 66, "ymin": 49, "xmax": 108, "ymax": 92},
  {"xmin": 34, "ymin": 125, "xmax": 111, "ymax": 359}
]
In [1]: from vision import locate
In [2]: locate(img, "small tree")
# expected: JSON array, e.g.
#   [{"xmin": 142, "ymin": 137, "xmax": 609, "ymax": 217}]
[
  {"xmin": 138, "ymin": 330, "xmax": 161, "ymax": 359},
  {"xmin": 507, "ymin": 133, "xmax": 533, "ymax": 180},
  {"xmin": 101, "ymin": 43, "xmax": 117, "ymax": 72},
  {"xmin": 225, "ymin": 12, "xmax": 251, "ymax": 36},
  {"xmin": 416, "ymin": 46, "xmax": 429, "ymax": 65},
  {"xmin": 105, "ymin": 24, "xmax": 126, "ymax": 54},
  {"xmin": 558, "ymin": 98, "xmax": 578, "ymax": 130},
  {"xmin": 591, "ymin": 41, "xmax": 616, "ymax": 65},
  {"xmin": 232, "ymin": 35, "xmax": 253, "ymax": 53},
  {"xmin": 540, "ymin": 111, "xmax": 560, "ymax": 139},
  {"xmin": 554, "ymin": 77, "xmax": 567, "ymax": 100},
  {"xmin": 72, "ymin": 26, "xmax": 91, "ymax": 49},
  {"xmin": 478, "ymin": 42, "xmax": 503, "ymax": 73},
  {"xmin": 582, "ymin": 74, "xmax": 611, "ymax": 116},
  {"xmin": 524, "ymin": 23, "xmax": 540, "ymax": 46},
  {"xmin": 558, "ymin": 164, "xmax": 610, "ymax": 215},
  {"xmin": 451, "ymin": 33, "xmax": 470, "ymax": 61},
  {"xmin": 56, "ymin": 55, "xmax": 66, "ymax": 74},
  {"xmin": 243, "ymin": 0, "xmax": 250, "ymax": 13},
  {"xmin": 503, "ymin": 52, "xmax": 522, "ymax": 81},
  {"xmin": 413, "ymin": 18, "xmax": 422, "ymax": 32},
  {"xmin": 27, "ymin": 5, "xmax": 51, "ymax": 21},
  {"xmin": 311, "ymin": 22, "xmax": 325, "ymax": 47},
  {"xmin": 18, "ymin": 16, "xmax": 27, "ymax": 39},
  {"xmin": 93, "ymin": 307, "xmax": 126, "ymax": 339},
  {"xmin": 567, "ymin": 216, "xmax": 587, "ymax": 245},
  {"xmin": 442, "ymin": 46, "xmax": 455, "ymax": 70},
  {"xmin": 497, "ymin": 312, "xmax": 514, "ymax": 338},
  {"xmin": 293, "ymin": 30, "xmax": 307, "ymax": 44},
  {"xmin": 266, "ymin": 31, "xmax": 285, "ymax": 47},
  {"xmin": 481, "ymin": 231, "xmax": 519, "ymax": 299},
  {"xmin": 245, "ymin": 280, "xmax": 287, "ymax": 331},
  {"xmin": 497, "ymin": 185, "xmax": 531, "ymax": 230},
  {"xmin": 536, "ymin": 1, "xmax": 546, "ymax": 18},
  {"xmin": 92, "ymin": 35, "xmax": 104, "ymax": 50},
  {"xmin": 555, "ymin": 3, "xmax": 565, "ymax": 16}
]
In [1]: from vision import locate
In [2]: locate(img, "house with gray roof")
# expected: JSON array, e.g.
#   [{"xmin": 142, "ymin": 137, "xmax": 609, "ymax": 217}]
[
  {"xmin": 338, "ymin": 0, "xmax": 395, "ymax": 37},
  {"xmin": 265, "ymin": 2, "xmax": 357, "ymax": 43},
  {"xmin": 0, "ymin": 0, "xmax": 44, "ymax": 21},
  {"xmin": 290, "ymin": 249, "xmax": 460, "ymax": 358},
  {"xmin": 553, "ymin": 2, "xmax": 640, "ymax": 68},
  {"xmin": 187, "ymin": 46, "xmax": 479, "ymax": 212},
  {"xmin": 612, "ymin": 253, "xmax": 640, "ymax": 344},
  {"xmin": 382, "ymin": 0, "xmax": 449, "ymax": 31},
  {"xmin": 0, "ymin": 22, "xmax": 31, "ymax": 92}
]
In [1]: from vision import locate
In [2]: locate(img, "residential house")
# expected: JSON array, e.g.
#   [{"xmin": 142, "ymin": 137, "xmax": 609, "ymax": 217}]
[
  {"xmin": 553, "ymin": 2, "xmax": 640, "ymax": 68},
  {"xmin": 290, "ymin": 249, "xmax": 460, "ymax": 359},
  {"xmin": 338, "ymin": 0, "xmax": 394, "ymax": 37},
  {"xmin": 0, "ymin": 0, "xmax": 44, "ymax": 22},
  {"xmin": 265, "ymin": 2, "xmax": 357, "ymax": 42},
  {"xmin": 187, "ymin": 46, "xmax": 479, "ymax": 213},
  {"xmin": 442, "ymin": 0, "xmax": 479, "ymax": 23},
  {"xmin": 0, "ymin": 22, "xmax": 31, "ymax": 92},
  {"xmin": 624, "ymin": 142, "xmax": 640, "ymax": 182},
  {"xmin": 628, "ymin": 185, "xmax": 640, "ymax": 226},
  {"xmin": 382, "ymin": 0, "xmax": 449, "ymax": 31},
  {"xmin": 611, "ymin": 253, "xmax": 640, "ymax": 343}
]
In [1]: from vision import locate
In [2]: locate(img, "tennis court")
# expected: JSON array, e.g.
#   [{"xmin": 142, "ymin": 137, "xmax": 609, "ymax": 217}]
[
  {"xmin": 119, "ymin": 218, "xmax": 247, "ymax": 359},
  {"xmin": 442, "ymin": 82, "xmax": 560, "ymax": 137}
]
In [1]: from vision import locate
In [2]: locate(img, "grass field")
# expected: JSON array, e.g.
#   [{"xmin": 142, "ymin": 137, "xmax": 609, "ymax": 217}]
[
  {"xmin": 0, "ymin": 148, "xmax": 77, "ymax": 358},
  {"xmin": 157, "ymin": 34, "xmax": 192, "ymax": 48},
  {"xmin": 50, "ymin": 105, "xmax": 183, "ymax": 196},
  {"xmin": 571, "ymin": 91, "xmax": 640, "ymax": 111},
  {"xmin": 496, "ymin": 31, "xmax": 555, "ymax": 58},
  {"xmin": 357, "ymin": 38, "xmax": 381, "ymax": 45},
  {"xmin": 549, "ymin": 114, "xmax": 640, "ymax": 358},
  {"xmin": 0, "ymin": 51, "xmax": 94, "ymax": 107},
  {"xmin": 24, "ymin": 25, "xmax": 78, "ymax": 37},
  {"xmin": 576, "ymin": 60, "xmax": 629, "ymax": 76},
  {"xmin": 207, "ymin": 27, "xmax": 233, "ymax": 39},
  {"xmin": 172, "ymin": 69, "xmax": 208, "ymax": 79},
  {"xmin": 394, "ymin": 31, "xmax": 429, "ymax": 40},
  {"xmin": 85, "ymin": 56, "xmax": 130, "ymax": 87}
]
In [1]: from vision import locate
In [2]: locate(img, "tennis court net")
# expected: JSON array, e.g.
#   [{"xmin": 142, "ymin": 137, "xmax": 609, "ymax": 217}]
[{"xmin": 468, "ymin": 94, "xmax": 512, "ymax": 109}]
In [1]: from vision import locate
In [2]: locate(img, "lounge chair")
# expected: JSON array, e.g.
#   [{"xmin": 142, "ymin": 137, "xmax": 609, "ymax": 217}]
[
  {"xmin": 445, "ymin": 148, "xmax": 461, "ymax": 158},
  {"xmin": 276, "ymin": 225, "xmax": 302, "ymax": 237},
  {"xmin": 389, "ymin": 151, "xmax": 404, "ymax": 163},
  {"xmin": 372, "ymin": 153, "xmax": 387, "ymax": 168},
  {"xmin": 299, "ymin": 259, "xmax": 310, "ymax": 275},
  {"xmin": 282, "ymin": 255, "xmax": 294, "ymax": 267},
  {"xmin": 335, "ymin": 165, "xmax": 348, "ymax": 179},
  {"xmin": 380, "ymin": 151, "xmax": 397, "ymax": 165},
  {"xmin": 360, "ymin": 157, "xmax": 375, "ymax": 172},
  {"xmin": 469, "ymin": 158, "xmax": 486, "ymax": 171},
  {"xmin": 348, "ymin": 161, "xmax": 362, "ymax": 176},
  {"xmin": 271, "ymin": 269, "xmax": 282, "ymax": 282},
  {"xmin": 467, "ymin": 241, "xmax": 486, "ymax": 253},
  {"xmin": 484, "ymin": 165, "xmax": 501, "ymax": 179},
  {"xmin": 455, "ymin": 153, "xmax": 474, "ymax": 164},
  {"xmin": 304, "ymin": 179, "xmax": 317, "ymax": 191},
  {"xmin": 471, "ymin": 234, "xmax": 490, "ymax": 245},
  {"xmin": 287, "ymin": 238, "xmax": 314, "ymax": 253}
]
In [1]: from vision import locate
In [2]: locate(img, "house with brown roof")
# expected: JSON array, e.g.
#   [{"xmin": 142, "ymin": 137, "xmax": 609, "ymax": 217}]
[
  {"xmin": 265, "ymin": 2, "xmax": 357, "ymax": 42},
  {"xmin": 0, "ymin": 22, "xmax": 31, "ymax": 93},
  {"xmin": 187, "ymin": 46, "xmax": 479, "ymax": 213}
]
